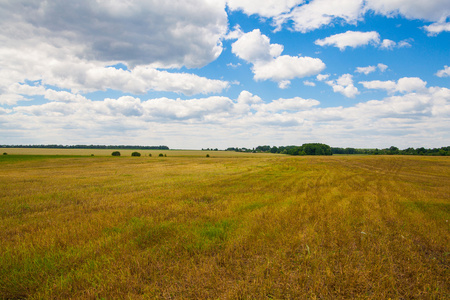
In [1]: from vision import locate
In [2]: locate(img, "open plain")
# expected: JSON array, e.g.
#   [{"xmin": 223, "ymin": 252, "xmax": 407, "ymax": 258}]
[{"xmin": 1, "ymin": 151, "xmax": 449, "ymax": 299}]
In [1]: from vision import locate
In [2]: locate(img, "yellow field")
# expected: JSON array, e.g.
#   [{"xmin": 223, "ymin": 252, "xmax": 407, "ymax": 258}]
[{"xmin": 1, "ymin": 153, "xmax": 449, "ymax": 299}]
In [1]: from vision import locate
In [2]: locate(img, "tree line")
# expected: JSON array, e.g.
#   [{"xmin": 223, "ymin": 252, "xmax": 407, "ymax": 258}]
[
  {"xmin": 227, "ymin": 144, "xmax": 450, "ymax": 156},
  {"xmin": 0, "ymin": 144, "xmax": 169, "ymax": 150},
  {"xmin": 227, "ymin": 143, "xmax": 333, "ymax": 155}
]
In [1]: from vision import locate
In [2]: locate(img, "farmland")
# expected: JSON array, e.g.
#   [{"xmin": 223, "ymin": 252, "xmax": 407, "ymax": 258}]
[{"xmin": 1, "ymin": 151, "xmax": 449, "ymax": 299}]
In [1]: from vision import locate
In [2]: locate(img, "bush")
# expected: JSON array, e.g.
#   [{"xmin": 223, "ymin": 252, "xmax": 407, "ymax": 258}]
[
  {"xmin": 159, "ymin": 153, "xmax": 164, "ymax": 157},
  {"xmin": 148, "ymin": 153, "xmax": 152, "ymax": 157},
  {"xmin": 206, "ymin": 154, "xmax": 210, "ymax": 157},
  {"xmin": 3, "ymin": 153, "xmax": 7, "ymax": 155},
  {"xmin": 131, "ymin": 152, "xmax": 141, "ymax": 157},
  {"xmin": 112, "ymin": 151, "xmax": 121, "ymax": 156}
]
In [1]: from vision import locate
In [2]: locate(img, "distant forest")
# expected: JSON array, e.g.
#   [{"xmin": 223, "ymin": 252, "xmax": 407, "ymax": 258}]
[
  {"xmin": 0, "ymin": 144, "xmax": 169, "ymax": 150},
  {"xmin": 226, "ymin": 144, "xmax": 450, "ymax": 156}
]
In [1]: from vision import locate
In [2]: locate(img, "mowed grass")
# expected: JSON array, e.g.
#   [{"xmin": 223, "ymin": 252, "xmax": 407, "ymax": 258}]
[{"xmin": 0, "ymin": 153, "xmax": 449, "ymax": 299}]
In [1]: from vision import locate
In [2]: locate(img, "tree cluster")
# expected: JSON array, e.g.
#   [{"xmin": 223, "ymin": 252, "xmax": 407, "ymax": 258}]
[
  {"xmin": 331, "ymin": 146, "xmax": 449, "ymax": 156},
  {"xmin": 227, "ymin": 144, "xmax": 333, "ymax": 156},
  {"xmin": 227, "ymin": 144, "xmax": 449, "ymax": 156}
]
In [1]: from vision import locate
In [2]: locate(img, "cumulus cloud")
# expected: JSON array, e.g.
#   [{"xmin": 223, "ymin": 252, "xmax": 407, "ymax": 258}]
[
  {"xmin": 269, "ymin": 0, "xmax": 450, "ymax": 33},
  {"xmin": 360, "ymin": 77, "xmax": 428, "ymax": 93},
  {"xmin": 380, "ymin": 39, "xmax": 396, "ymax": 50},
  {"xmin": 255, "ymin": 97, "xmax": 320, "ymax": 112},
  {"xmin": 356, "ymin": 63, "xmax": 388, "ymax": 75},
  {"xmin": 0, "ymin": 61, "xmax": 230, "ymax": 105},
  {"xmin": 316, "ymin": 74, "xmax": 330, "ymax": 81},
  {"xmin": 232, "ymin": 30, "xmax": 325, "ymax": 87},
  {"xmin": 0, "ymin": 0, "xmax": 228, "ymax": 68},
  {"xmin": 3, "ymin": 86, "xmax": 449, "ymax": 149},
  {"xmin": 227, "ymin": 0, "xmax": 303, "ymax": 18},
  {"xmin": 424, "ymin": 22, "xmax": 450, "ymax": 35},
  {"xmin": 436, "ymin": 65, "xmax": 450, "ymax": 77},
  {"xmin": 316, "ymin": 31, "xmax": 413, "ymax": 51},
  {"xmin": 231, "ymin": 29, "xmax": 284, "ymax": 63},
  {"xmin": 252, "ymin": 56, "xmax": 326, "ymax": 83},
  {"xmin": 365, "ymin": 0, "xmax": 450, "ymax": 22},
  {"xmin": 356, "ymin": 66, "xmax": 377, "ymax": 75},
  {"xmin": 274, "ymin": 0, "xmax": 364, "ymax": 32},
  {"xmin": 326, "ymin": 74, "xmax": 360, "ymax": 98},
  {"xmin": 224, "ymin": 25, "xmax": 244, "ymax": 40},
  {"xmin": 315, "ymin": 31, "xmax": 380, "ymax": 50},
  {"xmin": 360, "ymin": 80, "xmax": 397, "ymax": 91},
  {"xmin": 0, "ymin": 0, "xmax": 232, "ymax": 103}
]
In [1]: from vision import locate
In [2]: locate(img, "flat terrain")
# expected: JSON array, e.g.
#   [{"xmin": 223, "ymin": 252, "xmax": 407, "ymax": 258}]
[{"xmin": 1, "ymin": 152, "xmax": 449, "ymax": 299}]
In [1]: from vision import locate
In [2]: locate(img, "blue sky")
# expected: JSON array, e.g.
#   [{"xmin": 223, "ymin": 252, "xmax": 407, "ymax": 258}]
[{"xmin": 0, "ymin": 0, "xmax": 449, "ymax": 149}]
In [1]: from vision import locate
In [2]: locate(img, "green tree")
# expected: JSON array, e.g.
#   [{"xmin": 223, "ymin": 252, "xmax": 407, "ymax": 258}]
[
  {"xmin": 131, "ymin": 152, "xmax": 141, "ymax": 157},
  {"xmin": 111, "ymin": 151, "xmax": 121, "ymax": 156}
]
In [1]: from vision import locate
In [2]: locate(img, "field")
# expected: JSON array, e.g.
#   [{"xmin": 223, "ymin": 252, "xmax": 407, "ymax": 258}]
[{"xmin": 1, "ymin": 150, "xmax": 449, "ymax": 299}]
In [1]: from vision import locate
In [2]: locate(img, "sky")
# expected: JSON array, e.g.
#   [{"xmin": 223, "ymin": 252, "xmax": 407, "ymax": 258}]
[{"xmin": 0, "ymin": 0, "xmax": 449, "ymax": 149}]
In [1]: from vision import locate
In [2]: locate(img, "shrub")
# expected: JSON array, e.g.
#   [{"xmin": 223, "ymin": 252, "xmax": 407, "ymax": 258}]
[
  {"xmin": 148, "ymin": 153, "xmax": 152, "ymax": 157},
  {"xmin": 159, "ymin": 153, "xmax": 164, "ymax": 157},
  {"xmin": 3, "ymin": 153, "xmax": 7, "ymax": 155},
  {"xmin": 131, "ymin": 152, "xmax": 141, "ymax": 157},
  {"xmin": 112, "ymin": 151, "xmax": 121, "ymax": 156},
  {"xmin": 206, "ymin": 154, "xmax": 210, "ymax": 157}
]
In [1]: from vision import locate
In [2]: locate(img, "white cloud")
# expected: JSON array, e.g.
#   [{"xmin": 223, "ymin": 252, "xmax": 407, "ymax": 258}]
[
  {"xmin": 304, "ymin": 80, "xmax": 316, "ymax": 87},
  {"xmin": 0, "ymin": 60, "xmax": 230, "ymax": 104},
  {"xmin": 0, "ymin": 0, "xmax": 232, "ymax": 103},
  {"xmin": 316, "ymin": 31, "xmax": 413, "ymax": 51},
  {"xmin": 271, "ymin": 0, "xmax": 450, "ymax": 33},
  {"xmin": 255, "ymin": 97, "xmax": 320, "ymax": 112},
  {"xmin": 224, "ymin": 25, "xmax": 244, "ymax": 40},
  {"xmin": 360, "ymin": 77, "xmax": 428, "ymax": 93},
  {"xmin": 278, "ymin": 80, "xmax": 291, "ymax": 89},
  {"xmin": 232, "ymin": 30, "xmax": 325, "ymax": 87},
  {"xmin": 226, "ymin": 0, "xmax": 303, "ymax": 18},
  {"xmin": 397, "ymin": 39, "xmax": 413, "ymax": 48},
  {"xmin": 397, "ymin": 77, "xmax": 427, "ymax": 93},
  {"xmin": 274, "ymin": 0, "xmax": 364, "ymax": 32},
  {"xmin": 315, "ymin": 31, "xmax": 380, "ymax": 50},
  {"xmin": 227, "ymin": 63, "xmax": 241, "ymax": 69},
  {"xmin": 0, "ymin": 107, "xmax": 11, "ymax": 115},
  {"xmin": 424, "ymin": 22, "xmax": 450, "ymax": 35},
  {"xmin": 356, "ymin": 66, "xmax": 377, "ymax": 75},
  {"xmin": 0, "ymin": 1, "xmax": 228, "ymax": 69},
  {"xmin": 380, "ymin": 39, "xmax": 396, "ymax": 50},
  {"xmin": 360, "ymin": 80, "xmax": 397, "ymax": 91},
  {"xmin": 356, "ymin": 63, "xmax": 388, "ymax": 75},
  {"xmin": 231, "ymin": 29, "xmax": 284, "ymax": 63},
  {"xmin": 252, "ymin": 56, "xmax": 326, "ymax": 82},
  {"xmin": 377, "ymin": 63, "xmax": 388, "ymax": 72},
  {"xmin": 365, "ymin": 0, "xmax": 450, "ymax": 22},
  {"xmin": 316, "ymin": 74, "xmax": 330, "ymax": 81},
  {"xmin": 326, "ymin": 74, "xmax": 360, "ymax": 98},
  {"xmin": 3, "ymin": 87, "xmax": 448, "ymax": 149},
  {"xmin": 236, "ymin": 90, "xmax": 263, "ymax": 105},
  {"xmin": 436, "ymin": 65, "xmax": 450, "ymax": 77}
]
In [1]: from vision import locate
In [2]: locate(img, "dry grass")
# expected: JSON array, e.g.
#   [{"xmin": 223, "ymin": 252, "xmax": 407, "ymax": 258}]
[{"xmin": 1, "ymin": 153, "xmax": 449, "ymax": 299}]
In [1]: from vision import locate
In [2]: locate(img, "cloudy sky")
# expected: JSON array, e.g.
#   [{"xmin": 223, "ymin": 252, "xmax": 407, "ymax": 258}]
[{"xmin": 1, "ymin": 0, "xmax": 449, "ymax": 149}]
